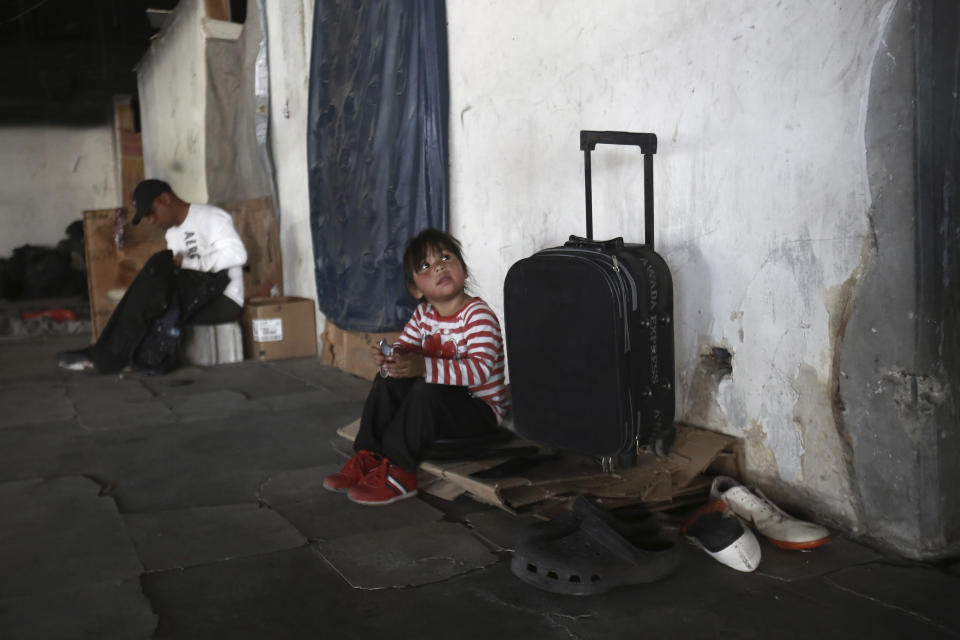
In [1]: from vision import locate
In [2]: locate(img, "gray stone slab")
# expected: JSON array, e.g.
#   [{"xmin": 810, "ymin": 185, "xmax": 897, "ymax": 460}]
[
  {"xmin": 75, "ymin": 396, "xmax": 177, "ymax": 431},
  {"xmin": 825, "ymin": 562, "xmax": 960, "ymax": 634},
  {"xmin": 316, "ymin": 521, "xmax": 497, "ymax": 589},
  {"xmin": 0, "ymin": 385, "xmax": 74, "ymax": 428},
  {"xmin": 0, "ymin": 420, "xmax": 101, "ymax": 482},
  {"xmin": 144, "ymin": 547, "xmax": 570, "ymax": 640},
  {"xmin": 264, "ymin": 465, "xmax": 445, "ymax": 541},
  {"xmin": 140, "ymin": 360, "xmax": 316, "ymax": 398},
  {"xmin": 755, "ymin": 535, "xmax": 882, "ymax": 581},
  {"xmin": 258, "ymin": 464, "xmax": 339, "ymax": 505},
  {"xmin": 0, "ymin": 334, "xmax": 88, "ymax": 382},
  {"xmin": 0, "ymin": 476, "xmax": 142, "ymax": 598},
  {"xmin": 64, "ymin": 375, "xmax": 155, "ymax": 401},
  {"xmin": 264, "ymin": 358, "xmax": 371, "ymax": 401},
  {"xmin": 142, "ymin": 546, "xmax": 361, "ymax": 638},
  {"xmin": 162, "ymin": 390, "xmax": 269, "ymax": 421},
  {"xmin": 465, "ymin": 509, "xmax": 543, "ymax": 552},
  {"xmin": 93, "ymin": 402, "xmax": 362, "ymax": 512},
  {"xmin": 125, "ymin": 503, "xmax": 307, "ymax": 571},
  {"xmin": 0, "ymin": 578, "xmax": 157, "ymax": 640},
  {"xmin": 259, "ymin": 390, "xmax": 354, "ymax": 412}
]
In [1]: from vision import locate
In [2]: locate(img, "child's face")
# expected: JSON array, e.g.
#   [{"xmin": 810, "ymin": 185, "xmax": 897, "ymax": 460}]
[{"xmin": 409, "ymin": 246, "xmax": 467, "ymax": 309}]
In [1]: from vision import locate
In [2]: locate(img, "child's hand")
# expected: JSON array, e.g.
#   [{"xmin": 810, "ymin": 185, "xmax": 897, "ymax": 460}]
[
  {"xmin": 386, "ymin": 351, "xmax": 425, "ymax": 378},
  {"xmin": 369, "ymin": 344, "xmax": 388, "ymax": 368}
]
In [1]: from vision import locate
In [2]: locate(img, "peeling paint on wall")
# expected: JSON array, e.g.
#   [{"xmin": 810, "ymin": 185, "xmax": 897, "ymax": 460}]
[{"xmin": 446, "ymin": 0, "xmax": 895, "ymax": 529}]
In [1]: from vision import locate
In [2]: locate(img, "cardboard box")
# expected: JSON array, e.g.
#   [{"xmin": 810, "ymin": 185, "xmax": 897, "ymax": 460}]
[
  {"xmin": 83, "ymin": 208, "xmax": 167, "ymax": 341},
  {"xmin": 321, "ymin": 319, "xmax": 402, "ymax": 380},
  {"xmin": 220, "ymin": 196, "xmax": 283, "ymax": 299},
  {"xmin": 243, "ymin": 296, "xmax": 318, "ymax": 361}
]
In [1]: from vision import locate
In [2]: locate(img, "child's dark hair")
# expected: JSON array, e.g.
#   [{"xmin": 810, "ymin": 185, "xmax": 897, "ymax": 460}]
[{"xmin": 402, "ymin": 228, "xmax": 469, "ymax": 291}]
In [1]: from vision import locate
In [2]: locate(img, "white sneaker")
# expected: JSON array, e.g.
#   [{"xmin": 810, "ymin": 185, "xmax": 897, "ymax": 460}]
[
  {"xmin": 57, "ymin": 350, "xmax": 95, "ymax": 371},
  {"xmin": 683, "ymin": 499, "xmax": 761, "ymax": 572},
  {"xmin": 711, "ymin": 476, "xmax": 830, "ymax": 550}
]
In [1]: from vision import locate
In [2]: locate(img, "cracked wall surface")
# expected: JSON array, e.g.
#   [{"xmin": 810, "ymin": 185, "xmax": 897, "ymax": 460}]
[
  {"xmin": 839, "ymin": 0, "xmax": 960, "ymax": 559},
  {"xmin": 447, "ymin": 1, "xmax": 898, "ymax": 533}
]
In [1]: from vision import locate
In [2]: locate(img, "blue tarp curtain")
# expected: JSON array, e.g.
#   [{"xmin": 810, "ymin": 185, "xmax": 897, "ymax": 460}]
[{"xmin": 307, "ymin": 0, "xmax": 449, "ymax": 332}]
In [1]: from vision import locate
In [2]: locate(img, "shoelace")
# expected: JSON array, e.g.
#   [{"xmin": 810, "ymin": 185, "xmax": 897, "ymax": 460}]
[
  {"xmin": 357, "ymin": 458, "xmax": 389, "ymax": 487},
  {"xmin": 344, "ymin": 451, "xmax": 379, "ymax": 477},
  {"xmin": 731, "ymin": 489, "xmax": 783, "ymax": 523}
]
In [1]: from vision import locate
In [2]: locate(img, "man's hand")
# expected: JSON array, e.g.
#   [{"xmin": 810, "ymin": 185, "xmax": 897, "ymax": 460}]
[
  {"xmin": 385, "ymin": 351, "xmax": 426, "ymax": 378},
  {"xmin": 172, "ymin": 254, "xmax": 184, "ymax": 268}
]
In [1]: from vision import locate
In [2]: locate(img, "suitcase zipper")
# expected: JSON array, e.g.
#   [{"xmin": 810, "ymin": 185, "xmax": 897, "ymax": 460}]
[
  {"xmin": 539, "ymin": 251, "xmax": 625, "ymax": 321},
  {"xmin": 544, "ymin": 248, "xmax": 639, "ymax": 312},
  {"xmin": 542, "ymin": 248, "xmax": 638, "ymax": 352}
]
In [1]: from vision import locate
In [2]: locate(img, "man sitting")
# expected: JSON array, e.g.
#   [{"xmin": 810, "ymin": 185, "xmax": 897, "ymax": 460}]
[{"xmin": 58, "ymin": 179, "xmax": 248, "ymax": 374}]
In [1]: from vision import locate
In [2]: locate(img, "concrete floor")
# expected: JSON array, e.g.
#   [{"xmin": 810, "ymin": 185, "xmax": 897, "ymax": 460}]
[{"xmin": 1, "ymin": 329, "xmax": 959, "ymax": 640}]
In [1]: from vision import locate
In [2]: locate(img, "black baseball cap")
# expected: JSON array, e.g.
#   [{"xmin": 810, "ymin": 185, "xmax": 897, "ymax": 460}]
[{"xmin": 132, "ymin": 179, "xmax": 172, "ymax": 225}]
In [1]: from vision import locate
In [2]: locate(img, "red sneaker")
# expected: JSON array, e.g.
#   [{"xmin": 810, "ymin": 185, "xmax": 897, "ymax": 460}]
[
  {"xmin": 323, "ymin": 450, "xmax": 382, "ymax": 492},
  {"xmin": 347, "ymin": 458, "xmax": 418, "ymax": 506}
]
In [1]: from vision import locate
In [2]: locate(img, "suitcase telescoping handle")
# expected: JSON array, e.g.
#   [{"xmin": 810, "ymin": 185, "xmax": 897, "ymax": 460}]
[{"xmin": 579, "ymin": 131, "xmax": 657, "ymax": 248}]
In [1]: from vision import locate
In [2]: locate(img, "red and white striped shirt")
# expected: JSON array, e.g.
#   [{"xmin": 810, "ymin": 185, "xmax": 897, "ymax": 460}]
[{"xmin": 395, "ymin": 297, "xmax": 509, "ymax": 423}]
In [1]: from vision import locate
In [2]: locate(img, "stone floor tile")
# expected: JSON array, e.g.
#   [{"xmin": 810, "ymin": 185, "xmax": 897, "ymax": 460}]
[
  {"xmin": 64, "ymin": 375, "xmax": 154, "ymax": 401},
  {"xmin": 824, "ymin": 562, "xmax": 960, "ymax": 635},
  {"xmin": 125, "ymin": 503, "xmax": 307, "ymax": 571},
  {"xmin": 267, "ymin": 470, "xmax": 445, "ymax": 541},
  {"xmin": 0, "ymin": 476, "xmax": 142, "ymax": 599},
  {"xmin": 0, "ymin": 335, "xmax": 87, "ymax": 382},
  {"xmin": 754, "ymin": 535, "xmax": 882, "ymax": 581},
  {"xmin": 75, "ymin": 396, "xmax": 177, "ymax": 431},
  {"xmin": 0, "ymin": 386, "xmax": 74, "ymax": 429},
  {"xmin": 143, "ymin": 546, "xmax": 572, "ymax": 640},
  {"xmin": 464, "ymin": 509, "xmax": 544, "ymax": 552},
  {"xmin": 0, "ymin": 420, "xmax": 101, "ymax": 482},
  {"xmin": 140, "ymin": 360, "xmax": 316, "ymax": 399},
  {"xmin": 264, "ymin": 358, "xmax": 371, "ymax": 400},
  {"xmin": 92, "ymin": 403, "xmax": 362, "ymax": 512},
  {"xmin": 0, "ymin": 578, "xmax": 157, "ymax": 640},
  {"xmin": 316, "ymin": 521, "xmax": 497, "ymax": 589},
  {"xmin": 161, "ymin": 390, "xmax": 268, "ymax": 421}
]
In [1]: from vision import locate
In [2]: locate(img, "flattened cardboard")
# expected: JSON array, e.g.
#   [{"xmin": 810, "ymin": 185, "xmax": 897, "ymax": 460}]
[
  {"xmin": 336, "ymin": 418, "xmax": 742, "ymax": 515},
  {"xmin": 242, "ymin": 296, "xmax": 318, "ymax": 361},
  {"xmin": 666, "ymin": 423, "xmax": 744, "ymax": 488}
]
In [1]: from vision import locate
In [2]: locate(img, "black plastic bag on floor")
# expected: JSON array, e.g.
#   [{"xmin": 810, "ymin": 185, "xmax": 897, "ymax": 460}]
[{"xmin": 5, "ymin": 245, "xmax": 76, "ymax": 299}]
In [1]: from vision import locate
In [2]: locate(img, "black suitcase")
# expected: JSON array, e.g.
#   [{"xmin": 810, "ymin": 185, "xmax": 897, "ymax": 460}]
[{"xmin": 504, "ymin": 131, "xmax": 675, "ymax": 469}]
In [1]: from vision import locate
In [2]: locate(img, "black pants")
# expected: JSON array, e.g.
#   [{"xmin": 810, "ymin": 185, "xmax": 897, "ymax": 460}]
[
  {"xmin": 89, "ymin": 251, "xmax": 235, "ymax": 373},
  {"xmin": 354, "ymin": 376, "xmax": 497, "ymax": 472}
]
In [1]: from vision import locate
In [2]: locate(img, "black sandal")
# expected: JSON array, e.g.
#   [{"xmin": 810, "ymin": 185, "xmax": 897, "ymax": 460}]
[{"xmin": 510, "ymin": 496, "xmax": 678, "ymax": 595}]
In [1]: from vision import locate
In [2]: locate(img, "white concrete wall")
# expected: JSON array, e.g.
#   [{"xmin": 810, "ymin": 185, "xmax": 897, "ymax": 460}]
[
  {"xmin": 0, "ymin": 125, "xmax": 119, "ymax": 257},
  {"xmin": 136, "ymin": 0, "xmax": 208, "ymax": 203},
  {"xmin": 446, "ymin": 0, "xmax": 897, "ymax": 524},
  {"xmin": 263, "ymin": 0, "xmax": 324, "ymax": 341}
]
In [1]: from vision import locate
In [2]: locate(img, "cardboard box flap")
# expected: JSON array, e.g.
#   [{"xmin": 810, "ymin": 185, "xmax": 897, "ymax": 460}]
[{"xmin": 667, "ymin": 423, "xmax": 742, "ymax": 488}]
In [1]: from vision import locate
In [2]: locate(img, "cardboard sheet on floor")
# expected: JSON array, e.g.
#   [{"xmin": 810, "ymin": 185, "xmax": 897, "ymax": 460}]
[{"xmin": 336, "ymin": 420, "xmax": 743, "ymax": 515}]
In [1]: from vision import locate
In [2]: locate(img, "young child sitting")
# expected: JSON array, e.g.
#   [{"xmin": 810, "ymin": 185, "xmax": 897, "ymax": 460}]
[{"xmin": 324, "ymin": 229, "xmax": 509, "ymax": 505}]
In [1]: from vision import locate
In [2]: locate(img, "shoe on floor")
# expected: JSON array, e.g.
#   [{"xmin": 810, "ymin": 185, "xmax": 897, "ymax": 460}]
[
  {"xmin": 510, "ymin": 496, "xmax": 678, "ymax": 595},
  {"xmin": 57, "ymin": 349, "xmax": 95, "ymax": 371},
  {"xmin": 323, "ymin": 450, "xmax": 382, "ymax": 493},
  {"xmin": 682, "ymin": 499, "xmax": 761, "ymax": 572},
  {"xmin": 347, "ymin": 458, "xmax": 418, "ymax": 506},
  {"xmin": 711, "ymin": 476, "xmax": 830, "ymax": 550}
]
